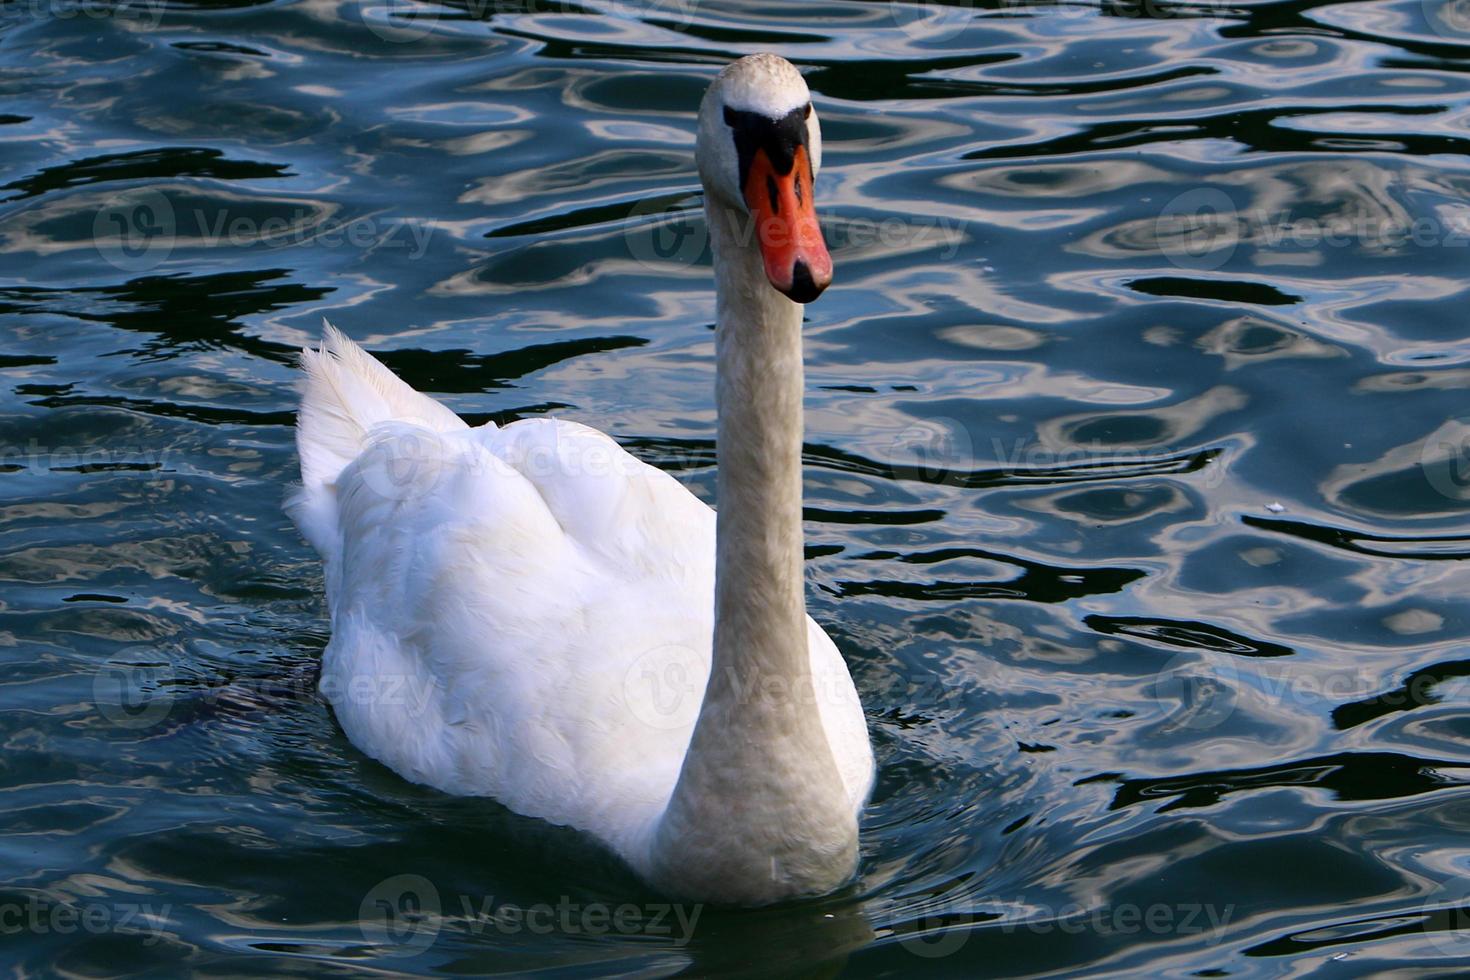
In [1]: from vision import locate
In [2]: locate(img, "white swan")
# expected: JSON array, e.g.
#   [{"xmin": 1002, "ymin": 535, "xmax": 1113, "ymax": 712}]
[{"xmin": 288, "ymin": 54, "xmax": 873, "ymax": 905}]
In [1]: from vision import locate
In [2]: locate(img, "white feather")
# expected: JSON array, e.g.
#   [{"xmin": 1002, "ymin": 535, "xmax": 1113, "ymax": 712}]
[{"xmin": 289, "ymin": 329, "xmax": 872, "ymax": 870}]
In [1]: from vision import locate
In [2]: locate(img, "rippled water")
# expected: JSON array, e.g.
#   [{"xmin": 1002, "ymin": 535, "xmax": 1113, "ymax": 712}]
[{"xmin": 4, "ymin": 0, "xmax": 1470, "ymax": 974}]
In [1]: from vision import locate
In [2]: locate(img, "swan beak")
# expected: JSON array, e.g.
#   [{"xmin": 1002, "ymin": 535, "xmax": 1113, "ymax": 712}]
[{"xmin": 744, "ymin": 145, "xmax": 832, "ymax": 304}]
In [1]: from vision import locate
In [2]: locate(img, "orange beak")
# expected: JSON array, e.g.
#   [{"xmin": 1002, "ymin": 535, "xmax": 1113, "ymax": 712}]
[{"xmin": 742, "ymin": 144, "xmax": 832, "ymax": 304}]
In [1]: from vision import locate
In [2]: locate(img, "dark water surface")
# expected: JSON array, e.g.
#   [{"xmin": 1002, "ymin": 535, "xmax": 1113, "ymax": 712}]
[{"xmin": 4, "ymin": 0, "xmax": 1470, "ymax": 975}]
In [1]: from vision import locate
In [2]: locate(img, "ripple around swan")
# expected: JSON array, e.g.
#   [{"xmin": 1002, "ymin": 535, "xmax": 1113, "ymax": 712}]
[{"xmin": 2, "ymin": 0, "xmax": 1470, "ymax": 975}]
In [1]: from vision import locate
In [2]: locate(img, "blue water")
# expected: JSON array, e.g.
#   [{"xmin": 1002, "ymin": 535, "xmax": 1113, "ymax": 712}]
[{"xmin": 3, "ymin": 0, "xmax": 1470, "ymax": 975}]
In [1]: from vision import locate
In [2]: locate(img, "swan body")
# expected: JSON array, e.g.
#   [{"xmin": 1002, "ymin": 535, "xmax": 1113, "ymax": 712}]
[{"xmin": 290, "ymin": 54, "xmax": 873, "ymax": 905}]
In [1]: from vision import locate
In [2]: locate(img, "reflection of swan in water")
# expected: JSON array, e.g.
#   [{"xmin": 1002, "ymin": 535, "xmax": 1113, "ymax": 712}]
[{"xmin": 288, "ymin": 54, "xmax": 873, "ymax": 905}]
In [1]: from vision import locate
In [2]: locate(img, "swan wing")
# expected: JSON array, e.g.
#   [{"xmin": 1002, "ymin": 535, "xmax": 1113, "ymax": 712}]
[{"xmin": 319, "ymin": 416, "xmax": 714, "ymax": 852}]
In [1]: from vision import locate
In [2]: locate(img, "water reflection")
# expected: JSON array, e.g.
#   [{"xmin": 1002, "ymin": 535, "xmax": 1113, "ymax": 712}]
[{"xmin": 2, "ymin": 0, "xmax": 1469, "ymax": 974}]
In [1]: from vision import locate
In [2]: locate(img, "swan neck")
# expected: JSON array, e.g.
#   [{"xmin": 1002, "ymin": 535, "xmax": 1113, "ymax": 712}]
[
  {"xmin": 644, "ymin": 193, "xmax": 856, "ymax": 905},
  {"xmin": 709, "ymin": 197, "xmax": 809, "ymax": 684}
]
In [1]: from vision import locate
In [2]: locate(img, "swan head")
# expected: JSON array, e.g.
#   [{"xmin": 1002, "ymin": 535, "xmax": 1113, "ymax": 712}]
[{"xmin": 697, "ymin": 54, "xmax": 831, "ymax": 304}]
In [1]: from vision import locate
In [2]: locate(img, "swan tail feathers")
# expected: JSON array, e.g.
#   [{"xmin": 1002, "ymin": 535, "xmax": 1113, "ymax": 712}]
[
  {"xmin": 291, "ymin": 320, "xmax": 473, "ymax": 561},
  {"xmin": 295, "ymin": 320, "xmax": 469, "ymax": 491}
]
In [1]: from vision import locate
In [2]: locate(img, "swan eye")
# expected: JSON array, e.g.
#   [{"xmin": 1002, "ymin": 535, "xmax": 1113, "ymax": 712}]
[{"xmin": 722, "ymin": 104, "xmax": 811, "ymax": 193}]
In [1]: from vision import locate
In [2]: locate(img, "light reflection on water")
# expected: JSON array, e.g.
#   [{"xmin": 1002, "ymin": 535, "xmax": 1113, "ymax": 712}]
[{"xmin": 1, "ymin": 0, "xmax": 1470, "ymax": 974}]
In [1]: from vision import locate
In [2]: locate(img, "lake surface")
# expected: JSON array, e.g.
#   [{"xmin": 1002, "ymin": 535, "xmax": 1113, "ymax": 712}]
[{"xmin": 4, "ymin": 0, "xmax": 1470, "ymax": 975}]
